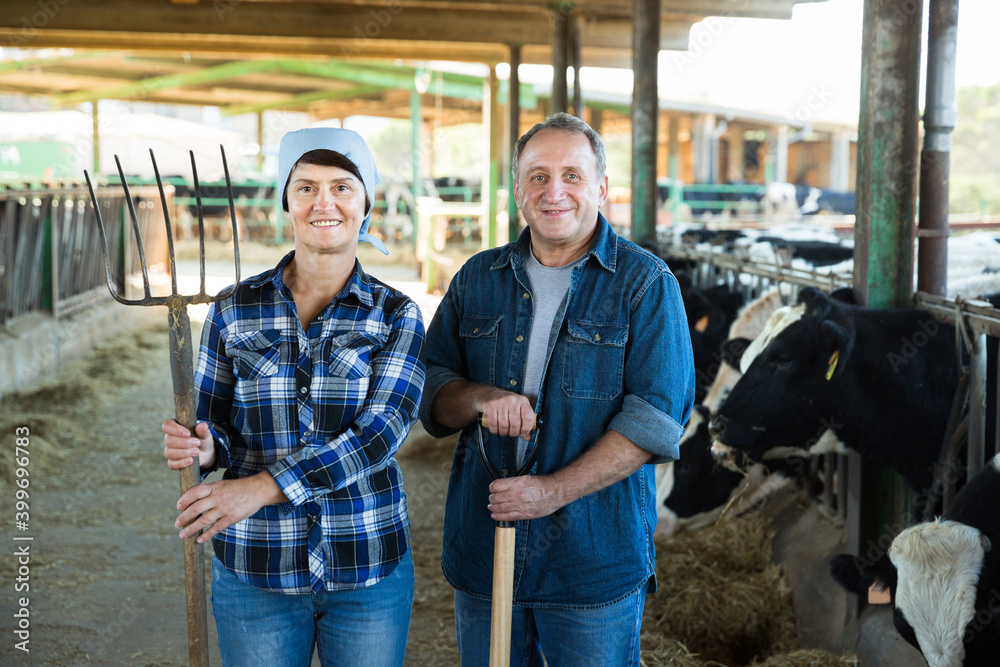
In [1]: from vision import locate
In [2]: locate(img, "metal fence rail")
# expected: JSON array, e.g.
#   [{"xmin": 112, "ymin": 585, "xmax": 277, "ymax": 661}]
[{"xmin": 0, "ymin": 186, "xmax": 169, "ymax": 325}]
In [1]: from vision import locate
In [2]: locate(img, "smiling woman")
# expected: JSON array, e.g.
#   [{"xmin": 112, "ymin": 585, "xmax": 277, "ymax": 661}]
[{"xmin": 160, "ymin": 127, "xmax": 426, "ymax": 667}]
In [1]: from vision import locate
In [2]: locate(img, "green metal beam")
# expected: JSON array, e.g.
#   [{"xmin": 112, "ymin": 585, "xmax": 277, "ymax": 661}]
[
  {"xmin": 277, "ymin": 60, "xmax": 485, "ymax": 101},
  {"xmin": 220, "ymin": 85, "xmax": 385, "ymax": 117},
  {"xmin": 50, "ymin": 59, "xmax": 282, "ymax": 106},
  {"xmin": 0, "ymin": 51, "xmax": 117, "ymax": 75}
]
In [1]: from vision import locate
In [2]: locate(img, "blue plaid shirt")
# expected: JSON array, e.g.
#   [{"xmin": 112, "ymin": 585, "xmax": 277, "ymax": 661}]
[{"xmin": 195, "ymin": 251, "xmax": 425, "ymax": 594}]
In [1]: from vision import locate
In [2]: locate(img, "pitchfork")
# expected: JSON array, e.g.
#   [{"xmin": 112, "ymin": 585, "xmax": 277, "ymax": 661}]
[{"xmin": 85, "ymin": 146, "xmax": 241, "ymax": 667}]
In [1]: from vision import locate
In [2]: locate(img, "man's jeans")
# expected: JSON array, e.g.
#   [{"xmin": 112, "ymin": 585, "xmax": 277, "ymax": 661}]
[
  {"xmin": 210, "ymin": 551, "xmax": 414, "ymax": 667},
  {"xmin": 453, "ymin": 583, "xmax": 646, "ymax": 666}
]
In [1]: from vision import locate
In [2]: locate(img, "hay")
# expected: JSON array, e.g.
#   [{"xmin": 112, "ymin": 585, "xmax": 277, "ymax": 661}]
[
  {"xmin": 753, "ymin": 649, "xmax": 858, "ymax": 667},
  {"xmin": 397, "ymin": 422, "xmax": 460, "ymax": 468},
  {"xmin": 640, "ymin": 633, "xmax": 710, "ymax": 666},
  {"xmin": 407, "ymin": 536, "xmax": 460, "ymax": 665},
  {"xmin": 0, "ymin": 324, "xmax": 166, "ymax": 482},
  {"xmin": 643, "ymin": 512, "xmax": 799, "ymax": 666}
]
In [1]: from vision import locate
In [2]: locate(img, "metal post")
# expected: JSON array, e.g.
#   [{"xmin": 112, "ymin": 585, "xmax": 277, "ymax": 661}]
[
  {"xmin": 508, "ymin": 43, "xmax": 522, "ymax": 243},
  {"xmin": 631, "ymin": 0, "xmax": 660, "ymax": 248},
  {"xmin": 411, "ymin": 90, "xmax": 422, "ymax": 252},
  {"xmin": 256, "ymin": 111, "xmax": 265, "ymax": 172},
  {"xmin": 830, "ymin": 128, "xmax": 851, "ymax": 191},
  {"xmin": 969, "ymin": 333, "xmax": 987, "ymax": 477},
  {"xmin": 572, "ymin": 13, "xmax": 583, "ymax": 119},
  {"xmin": 849, "ymin": 0, "xmax": 924, "ymax": 616},
  {"xmin": 551, "ymin": 5, "xmax": 569, "ymax": 114},
  {"xmin": 92, "ymin": 101, "xmax": 100, "ymax": 175},
  {"xmin": 917, "ymin": 0, "xmax": 958, "ymax": 296},
  {"xmin": 483, "ymin": 65, "xmax": 501, "ymax": 249},
  {"xmin": 773, "ymin": 124, "xmax": 788, "ymax": 184},
  {"xmin": 668, "ymin": 115, "xmax": 681, "ymax": 221}
]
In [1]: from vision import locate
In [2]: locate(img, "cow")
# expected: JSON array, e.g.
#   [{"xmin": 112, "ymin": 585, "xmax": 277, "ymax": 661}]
[
  {"xmin": 830, "ymin": 453, "xmax": 1000, "ymax": 666},
  {"xmin": 675, "ymin": 273, "xmax": 745, "ymax": 403},
  {"xmin": 708, "ymin": 286, "xmax": 958, "ymax": 496},
  {"xmin": 656, "ymin": 288, "xmax": 786, "ymax": 534}
]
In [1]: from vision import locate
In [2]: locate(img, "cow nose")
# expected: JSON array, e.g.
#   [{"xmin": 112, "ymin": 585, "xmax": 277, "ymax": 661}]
[
  {"xmin": 710, "ymin": 441, "xmax": 737, "ymax": 467},
  {"xmin": 708, "ymin": 414, "xmax": 727, "ymax": 440}
]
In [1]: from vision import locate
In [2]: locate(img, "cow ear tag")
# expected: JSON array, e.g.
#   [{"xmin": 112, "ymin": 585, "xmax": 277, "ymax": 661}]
[
  {"xmin": 868, "ymin": 580, "xmax": 891, "ymax": 605},
  {"xmin": 695, "ymin": 314, "xmax": 710, "ymax": 333},
  {"xmin": 825, "ymin": 350, "xmax": 840, "ymax": 381}
]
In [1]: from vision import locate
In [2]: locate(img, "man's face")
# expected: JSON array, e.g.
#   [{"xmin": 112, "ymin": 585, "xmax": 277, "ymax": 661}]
[{"xmin": 514, "ymin": 129, "xmax": 608, "ymax": 261}]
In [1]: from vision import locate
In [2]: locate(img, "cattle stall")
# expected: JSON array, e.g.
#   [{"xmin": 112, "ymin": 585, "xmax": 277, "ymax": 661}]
[
  {"xmin": 665, "ymin": 239, "xmax": 1000, "ymax": 528},
  {"xmin": 0, "ymin": 185, "xmax": 170, "ymax": 326}
]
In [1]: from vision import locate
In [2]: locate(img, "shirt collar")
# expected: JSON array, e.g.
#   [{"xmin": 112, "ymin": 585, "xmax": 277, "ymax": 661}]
[
  {"xmin": 491, "ymin": 212, "xmax": 618, "ymax": 272},
  {"xmin": 246, "ymin": 250, "xmax": 374, "ymax": 308}
]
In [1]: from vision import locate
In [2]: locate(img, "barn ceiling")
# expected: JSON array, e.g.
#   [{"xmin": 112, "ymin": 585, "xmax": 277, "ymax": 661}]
[{"xmin": 0, "ymin": 0, "xmax": 826, "ymax": 121}]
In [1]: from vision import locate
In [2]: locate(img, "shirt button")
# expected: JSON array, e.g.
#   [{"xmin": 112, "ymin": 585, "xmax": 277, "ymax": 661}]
[
  {"xmin": 299, "ymin": 386, "xmax": 309, "ymax": 395},
  {"xmin": 509, "ymin": 379, "xmax": 517, "ymax": 386},
  {"xmin": 502, "ymin": 468, "xmax": 509, "ymax": 476},
  {"xmin": 303, "ymin": 430, "xmax": 312, "ymax": 439},
  {"xmin": 594, "ymin": 333, "xmax": 602, "ymax": 341},
  {"xmin": 473, "ymin": 327, "xmax": 479, "ymax": 334},
  {"xmin": 522, "ymin": 292, "xmax": 530, "ymax": 300},
  {"xmin": 516, "ymin": 335, "xmax": 524, "ymax": 342}
]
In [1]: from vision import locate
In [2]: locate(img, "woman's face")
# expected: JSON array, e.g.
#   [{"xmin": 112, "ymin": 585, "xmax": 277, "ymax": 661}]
[{"xmin": 285, "ymin": 162, "xmax": 367, "ymax": 257}]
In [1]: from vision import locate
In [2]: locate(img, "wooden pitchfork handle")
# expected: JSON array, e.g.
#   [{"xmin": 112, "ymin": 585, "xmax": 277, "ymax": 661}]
[
  {"xmin": 169, "ymin": 305, "xmax": 211, "ymax": 667},
  {"xmin": 474, "ymin": 414, "xmax": 541, "ymax": 667}
]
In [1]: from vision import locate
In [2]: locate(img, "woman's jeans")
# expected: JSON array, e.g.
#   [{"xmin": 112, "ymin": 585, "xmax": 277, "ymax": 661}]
[{"xmin": 210, "ymin": 551, "xmax": 414, "ymax": 667}]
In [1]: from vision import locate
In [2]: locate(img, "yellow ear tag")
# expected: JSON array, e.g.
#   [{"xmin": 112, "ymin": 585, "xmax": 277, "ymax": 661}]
[
  {"xmin": 868, "ymin": 580, "xmax": 891, "ymax": 605},
  {"xmin": 695, "ymin": 314, "xmax": 710, "ymax": 333},
  {"xmin": 825, "ymin": 350, "xmax": 839, "ymax": 381}
]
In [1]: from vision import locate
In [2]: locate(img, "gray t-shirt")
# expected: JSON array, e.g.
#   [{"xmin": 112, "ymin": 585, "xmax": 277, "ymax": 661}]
[{"xmin": 518, "ymin": 247, "xmax": 587, "ymax": 466}]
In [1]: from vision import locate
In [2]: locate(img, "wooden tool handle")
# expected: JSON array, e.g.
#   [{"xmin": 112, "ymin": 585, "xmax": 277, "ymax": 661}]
[
  {"xmin": 479, "ymin": 413, "xmax": 540, "ymax": 430},
  {"xmin": 489, "ymin": 525, "xmax": 517, "ymax": 667},
  {"xmin": 168, "ymin": 306, "xmax": 211, "ymax": 667}
]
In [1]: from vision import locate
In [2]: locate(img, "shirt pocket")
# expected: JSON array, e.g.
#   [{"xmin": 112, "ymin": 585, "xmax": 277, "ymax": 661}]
[
  {"xmin": 326, "ymin": 330, "xmax": 387, "ymax": 380},
  {"xmin": 226, "ymin": 329, "xmax": 283, "ymax": 380},
  {"xmin": 459, "ymin": 315, "xmax": 502, "ymax": 386},
  {"xmin": 562, "ymin": 321, "xmax": 627, "ymax": 400}
]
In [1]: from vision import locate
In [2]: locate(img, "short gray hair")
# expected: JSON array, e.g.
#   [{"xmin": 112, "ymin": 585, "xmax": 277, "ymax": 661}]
[{"xmin": 511, "ymin": 112, "xmax": 606, "ymax": 181}]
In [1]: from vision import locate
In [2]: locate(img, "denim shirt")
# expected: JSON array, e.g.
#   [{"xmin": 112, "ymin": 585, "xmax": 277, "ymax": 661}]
[{"xmin": 419, "ymin": 214, "xmax": 695, "ymax": 607}]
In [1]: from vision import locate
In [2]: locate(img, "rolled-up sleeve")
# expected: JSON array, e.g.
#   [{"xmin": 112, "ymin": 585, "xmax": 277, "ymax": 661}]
[{"xmin": 609, "ymin": 267, "xmax": 694, "ymax": 464}]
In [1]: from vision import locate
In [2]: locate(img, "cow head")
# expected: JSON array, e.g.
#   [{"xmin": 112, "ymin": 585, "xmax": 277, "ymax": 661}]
[
  {"xmin": 656, "ymin": 406, "xmax": 745, "ymax": 535},
  {"xmin": 831, "ymin": 521, "xmax": 997, "ymax": 667},
  {"xmin": 709, "ymin": 287, "xmax": 854, "ymax": 463}
]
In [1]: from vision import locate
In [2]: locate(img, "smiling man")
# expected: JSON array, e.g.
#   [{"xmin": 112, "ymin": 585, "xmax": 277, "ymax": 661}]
[{"xmin": 419, "ymin": 113, "xmax": 695, "ymax": 665}]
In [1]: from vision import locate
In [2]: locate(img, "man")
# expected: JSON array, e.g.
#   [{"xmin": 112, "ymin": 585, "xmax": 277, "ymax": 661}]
[{"xmin": 419, "ymin": 113, "xmax": 694, "ymax": 665}]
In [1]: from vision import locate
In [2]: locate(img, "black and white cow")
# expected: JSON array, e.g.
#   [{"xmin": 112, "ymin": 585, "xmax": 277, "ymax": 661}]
[
  {"xmin": 709, "ymin": 286, "xmax": 958, "ymax": 495},
  {"xmin": 657, "ymin": 288, "xmax": 795, "ymax": 534},
  {"xmin": 675, "ymin": 273, "xmax": 745, "ymax": 403},
  {"xmin": 830, "ymin": 453, "xmax": 1000, "ymax": 666}
]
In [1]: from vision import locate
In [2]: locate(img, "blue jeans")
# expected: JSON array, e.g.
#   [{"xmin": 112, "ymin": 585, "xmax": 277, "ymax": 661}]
[
  {"xmin": 210, "ymin": 551, "xmax": 414, "ymax": 667},
  {"xmin": 453, "ymin": 583, "xmax": 647, "ymax": 667}
]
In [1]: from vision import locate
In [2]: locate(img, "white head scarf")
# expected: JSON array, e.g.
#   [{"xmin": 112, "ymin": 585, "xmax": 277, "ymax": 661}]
[{"xmin": 278, "ymin": 127, "xmax": 388, "ymax": 255}]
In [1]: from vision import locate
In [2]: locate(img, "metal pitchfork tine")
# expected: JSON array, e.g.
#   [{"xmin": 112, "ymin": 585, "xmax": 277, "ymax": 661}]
[{"xmin": 85, "ymin": 145, "xmax": 241, "ymax": 667}]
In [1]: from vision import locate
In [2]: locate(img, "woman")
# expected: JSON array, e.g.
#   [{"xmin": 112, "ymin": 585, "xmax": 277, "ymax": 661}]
[{"xmin": 162, "ymin": 127, "xmax": 425, "ymax": 666}]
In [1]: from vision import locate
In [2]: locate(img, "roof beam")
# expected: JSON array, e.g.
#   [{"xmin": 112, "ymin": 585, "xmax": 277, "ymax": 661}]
[
  {"xmin": 49, "ymin": 59, "xmax": 282, "ymax": 106},
  {"xmin": 0, "ymin": 0, "xmax": 691, "ymax": 50},
  {"xmin": 220, "ymin": 85, "xmax": 385, "ymax": 116}
]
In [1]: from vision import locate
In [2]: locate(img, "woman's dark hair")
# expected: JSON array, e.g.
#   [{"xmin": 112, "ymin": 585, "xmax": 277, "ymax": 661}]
[{"xmin": 282, "ymin": 149, "xmax": 368, "ymax": 212}]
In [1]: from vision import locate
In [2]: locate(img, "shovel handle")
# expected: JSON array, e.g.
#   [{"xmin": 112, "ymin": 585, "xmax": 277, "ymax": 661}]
[{"xmin": 489, "ymin": 525, "xmax": 517, "ymax": 667}]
